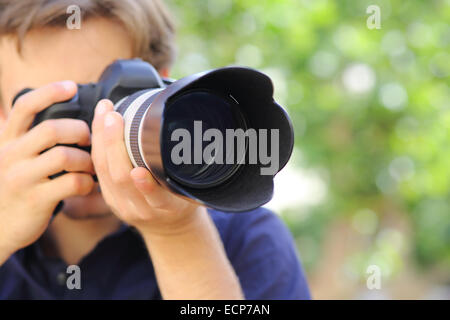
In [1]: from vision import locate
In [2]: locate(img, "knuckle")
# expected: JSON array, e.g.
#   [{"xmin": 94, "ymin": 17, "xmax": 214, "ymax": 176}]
[
  {"xmin": 67, "ymin": 174, "xmax": 84, "ymax": 194},
  {"xmin": 76, "ymin": 120, "xmax": 91, "ymax": 138},
  {"xmin": 83, "ymin": 175, "xmax": 95, "ymax": 194},
  {"xmin": 68, "ymin": 174, "xmax": 93, "ymax": 195},
  {"xmin": 111, "ymin": 170, "xmax": 130, "ymax": 185},
  {"xmin": 40, "ymin": 120, "xmax": 59, "ymax": 143},
  {"xmin": 68, "ymin": 120, "xmax": 91, "ymax": 144},
  {"xmin": 54, "ymin": 147, "xmax": 71, "ymax": 167},
  {"xmin": 77, "ymin": 119, "xmax": 90, "ymax": 132},
  {"xmin": 3, "ymin": 167, "xmax": 25, "ymax": 193}
]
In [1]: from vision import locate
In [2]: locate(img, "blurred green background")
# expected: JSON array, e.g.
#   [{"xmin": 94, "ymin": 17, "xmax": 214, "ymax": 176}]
[{"xmin": 167, "ymin": 0, "xmax": 450, "ymax": 299}]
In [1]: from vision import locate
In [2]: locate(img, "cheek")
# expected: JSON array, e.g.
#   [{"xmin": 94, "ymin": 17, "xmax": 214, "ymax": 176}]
[
  {"xmin": 0, "ymin": 90, "xmax": 13, "ymax": 129},
  {"xmin": 0, "ymin": 91, "xmax": 20, "ymax": 121},
  {"xmin": 0, "ymin": 62, "xmax": 22, "ymax": 110},
  {"xmin": 0, "ymin": 94, "xmax": 9, "ymax": 128},
  {"xmin": 0, "ymin": 108, "xmax": 5, "ymax": 129}
]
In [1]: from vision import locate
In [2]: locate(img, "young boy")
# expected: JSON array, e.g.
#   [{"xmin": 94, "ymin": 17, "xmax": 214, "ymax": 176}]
[{"xmin": 0, "ymin": 0, "xmax": 310, "ymax": 299}]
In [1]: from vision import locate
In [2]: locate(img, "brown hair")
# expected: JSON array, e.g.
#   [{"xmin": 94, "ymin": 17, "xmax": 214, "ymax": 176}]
[{"xmin": 0, "ymin": 0, "xmax": 176, "ymax": 70}]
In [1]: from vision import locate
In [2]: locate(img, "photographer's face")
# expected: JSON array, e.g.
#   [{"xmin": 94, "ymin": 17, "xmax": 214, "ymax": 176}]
[{"xmin": 0, "ymin": 18, "xmax": 136, "ymax": 219}]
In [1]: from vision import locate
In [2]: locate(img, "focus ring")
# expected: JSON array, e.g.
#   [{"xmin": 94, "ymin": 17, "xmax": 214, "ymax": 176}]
[
  {"xmin": 116, "ymin": 90, "xmax": 148, "ymax": 116},
  {"xmin": 129, "ymin": 94, "xmax": 159, "ymax": 168}
]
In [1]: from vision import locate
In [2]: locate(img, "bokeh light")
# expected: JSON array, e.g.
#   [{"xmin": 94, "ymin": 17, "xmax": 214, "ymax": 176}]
[{"xmin": 168, "ymin": 0, "xmax": 450, "ymax": 299}]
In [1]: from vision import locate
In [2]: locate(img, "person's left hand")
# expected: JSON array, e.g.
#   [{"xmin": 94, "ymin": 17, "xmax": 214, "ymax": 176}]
[{"xmin": 91, "ymin": 99, "xmax": 204, "ymax": 235}]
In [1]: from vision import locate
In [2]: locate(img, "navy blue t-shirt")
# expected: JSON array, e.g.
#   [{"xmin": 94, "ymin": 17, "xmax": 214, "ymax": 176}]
[{"xmin": 0, "ymin": 208, "xmax": 310, "ymax": 299}]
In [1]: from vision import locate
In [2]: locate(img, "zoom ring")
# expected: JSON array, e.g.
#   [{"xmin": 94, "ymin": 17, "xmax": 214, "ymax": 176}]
[{"xmin": 129, "ymin": 94, "xmax": 159, "ymax": 168}]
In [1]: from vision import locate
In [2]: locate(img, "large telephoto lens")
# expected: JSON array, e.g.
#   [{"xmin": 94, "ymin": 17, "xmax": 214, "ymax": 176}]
[
  {"xmin": 115, "ymin": 66, "xmax": 294, "ymax": 212},
  {"xmin": 16, "ymin": 59, "xmax": 293, "ymax": 213}
]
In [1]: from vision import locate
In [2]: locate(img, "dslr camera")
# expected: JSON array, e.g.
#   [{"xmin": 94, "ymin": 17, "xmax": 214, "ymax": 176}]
[{"xmin": 14, "ymin": 59, "xmax": 294, "ymax": 213}]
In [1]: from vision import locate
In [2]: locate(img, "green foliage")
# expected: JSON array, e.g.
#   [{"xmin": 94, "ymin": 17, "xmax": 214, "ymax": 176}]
[{"xmin": 167, "ymin": 0, "xmax": 450, "ymax": 273}]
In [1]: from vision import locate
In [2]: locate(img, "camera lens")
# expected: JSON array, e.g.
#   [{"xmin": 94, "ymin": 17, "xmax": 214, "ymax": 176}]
[
  {"xmin": 161, "ymin": 90, "xmax": 247, "ymax": 189},
  {"xmin": 112, "ymin": 62, "xmax": 293, "ymax": 212}
]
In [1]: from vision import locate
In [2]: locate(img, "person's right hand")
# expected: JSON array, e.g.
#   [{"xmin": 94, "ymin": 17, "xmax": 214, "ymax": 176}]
[{"xmin": 0, "ymin": 81, "xmax": 95, "ymax": 262}]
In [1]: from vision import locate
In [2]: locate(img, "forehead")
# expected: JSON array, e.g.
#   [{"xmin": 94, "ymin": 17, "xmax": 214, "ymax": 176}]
[{"xmin": 0, "ymin": 18, "xmax": 133, "ymax": 110}]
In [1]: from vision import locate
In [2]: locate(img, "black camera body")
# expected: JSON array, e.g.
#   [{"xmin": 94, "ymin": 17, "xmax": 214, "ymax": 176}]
[{"xmin": 17, "ymin": 59, "xmax": 166, "ymax": 132}]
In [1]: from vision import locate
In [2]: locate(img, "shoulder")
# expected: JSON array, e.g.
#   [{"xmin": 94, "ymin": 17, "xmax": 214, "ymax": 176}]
[
  {"xmin": 208, "ymin": 208, "xmax": 311, "ymax": 300},
  {"xmin": 0, "ymin": 253, "xmax": 28, "ymax": 299},
  {"xmin": 210, "ymin": 207, "xmax": 293, "ymax": 256}
]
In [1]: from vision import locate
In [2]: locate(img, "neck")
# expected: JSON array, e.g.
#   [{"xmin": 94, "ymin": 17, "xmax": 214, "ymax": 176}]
[{"xmin": 43, "ymin": 213, "xmax": 122, "ymax": 265}]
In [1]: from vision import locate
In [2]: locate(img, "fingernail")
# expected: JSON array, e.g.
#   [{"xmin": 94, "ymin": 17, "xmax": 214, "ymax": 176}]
[
  {"xmin": 96, "ymin": 101, "xmax": 108, "ymax": 116},
  {"xmin": 134, "ymin": 173, "xmax": 149, "ymax": 183},
  {"xmin": 104, "ymin": 113, "xmax": 116, "ymax": 127},
  {"xmin": 61, "ymin": 81, "xmax": 75, "ymax": 91}
]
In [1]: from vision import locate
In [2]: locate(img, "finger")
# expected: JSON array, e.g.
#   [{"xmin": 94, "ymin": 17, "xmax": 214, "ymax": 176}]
[
  {"xmin": 131, "ymin": 167, "xmax": 173, "ymax": 209},
  {"xmin": 91, "ymin": 100, "xmax": 114, "ymax": 185},
  {"xmin": 103, "ymin": 111, "xmax": 134, "ymax": 185},
  {"xmin": 101, "ymin": 112, "xmax": 155, "ymax": 218},
  {"xmin": 6, "ymin": 81, "xmax": 77, "ymax": 137},
  {"xmin": 32, "ymin": 146, "xmax": 94, "ymax": 180},
  {"xmin": 16, "ymin": 119, "xmax": 90, "ymax": 157},
  {"xmin": 39, "ymin": 172, "xmax": 95, "ymax": 202},
  {"xmin": 91, "ymin": 100, "xmax": 119, "ymax": 210}
]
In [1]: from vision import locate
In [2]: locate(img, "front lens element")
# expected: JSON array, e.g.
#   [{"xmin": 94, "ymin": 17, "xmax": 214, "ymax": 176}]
[{"xmin": 162, "ymin": 90, "xmax": 247, "ymax": 189}]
